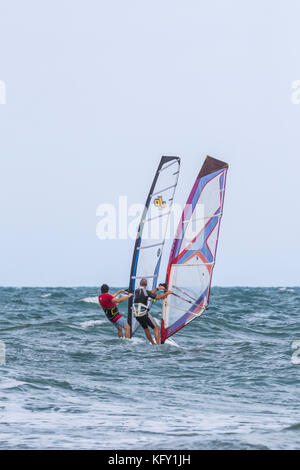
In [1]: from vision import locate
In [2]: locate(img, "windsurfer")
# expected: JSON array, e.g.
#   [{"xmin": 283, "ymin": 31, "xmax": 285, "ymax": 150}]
[
  {"xmin": 133, "ymin": 278, "xmax": 172, "ymax": 345},
  {"xmin": 99, "ymin": 284, "xmax": 132, "ymax": 338}
]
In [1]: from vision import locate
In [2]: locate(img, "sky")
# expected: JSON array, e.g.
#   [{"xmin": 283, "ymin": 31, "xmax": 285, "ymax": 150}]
[{"xmin": 0, "ymin": 0, "xmax": 299, "ymax": 287}]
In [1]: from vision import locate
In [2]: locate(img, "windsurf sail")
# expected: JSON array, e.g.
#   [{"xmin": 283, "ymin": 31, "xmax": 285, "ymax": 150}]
[
  {"xmin": 161, "ymin": 156, "xmax": 228, "ymax": 343},
  {"xmin": 128, "ymin": 156, "xmax": 181, "ymax": 337}
]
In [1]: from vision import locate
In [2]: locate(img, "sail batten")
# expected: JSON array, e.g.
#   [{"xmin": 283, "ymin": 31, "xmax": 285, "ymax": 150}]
[{"xmin": 161, "ymin": 156, "xmax": 228, "ymax": 343}]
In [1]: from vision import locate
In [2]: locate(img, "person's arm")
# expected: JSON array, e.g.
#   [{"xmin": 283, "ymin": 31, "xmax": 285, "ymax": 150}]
[
  {"xmin": 112, "ymin": 289, "xmax": 125, "ymax": 298},
  {"xmin": 146, "ymin": 289, "xmax": 159, "ymax": 300},
  {"xmin": 155, "ymin": 290, "xmax": 173, "ymax": 301},
  {"xmin": 149, "ymin": 287, "xmax": 159, "ymax": 295},
  {"xmin": 149, "ymin": 283, "xmax": 167, "ymax": 294},
  {"xmin": 114, "ymin": 293, "xmax": 133, "ymax": 304}
]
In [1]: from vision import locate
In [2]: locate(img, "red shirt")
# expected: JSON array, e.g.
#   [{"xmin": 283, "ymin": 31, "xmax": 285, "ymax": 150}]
[
  {"xmin": 99, "ymin": 293, "xmax": 116, "ymax": 309},
  {"xmin": 99, "ymin": 293, "xmax": 121, "ymax": 323}
]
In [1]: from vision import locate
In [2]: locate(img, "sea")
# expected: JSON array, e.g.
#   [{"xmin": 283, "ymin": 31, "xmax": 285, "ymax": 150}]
[{"xmin": 0, "ymin": 286, "xmax": 299, "ymax": 450}]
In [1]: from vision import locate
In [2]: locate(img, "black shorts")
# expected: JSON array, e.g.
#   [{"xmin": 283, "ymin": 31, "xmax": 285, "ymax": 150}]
[{"xmin": 136, "ymin": 312, "xmax": 157, "ymax": 330}]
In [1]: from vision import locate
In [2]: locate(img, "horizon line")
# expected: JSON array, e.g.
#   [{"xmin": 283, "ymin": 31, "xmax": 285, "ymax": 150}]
[{"xmin": 0, "ymin": 285, "xmax": 298, "ymax": 289}]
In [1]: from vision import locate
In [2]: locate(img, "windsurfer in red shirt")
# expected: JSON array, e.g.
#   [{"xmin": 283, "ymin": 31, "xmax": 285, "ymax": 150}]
[{"xmin": 99, "ymin": 284, "xmax": 132, "ymax": 338}]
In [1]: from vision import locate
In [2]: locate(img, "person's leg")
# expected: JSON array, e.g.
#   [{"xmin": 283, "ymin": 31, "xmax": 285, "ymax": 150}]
[
  {"xmin": 136, "ymin": 316, "xmax": 156, "ymax": 345},
  {"xmin": 117, "ymin": 325, "xmax": 123, "ymax": 338},
  {"xmin": 124, "ymin": 323, "xmax": 130, "ymax": 339},
  {"xmin": 116, "ymin": 317, "xmax": 130, "ymax": 339},
  {"xmin": 154, "ymin": 325, "xmax": 161, "ymax": 344},
  {"xmin": 144, "ymin": 327, "xmax": 155, "ymax": 345},
  {"xmin": 147, "ymin": 313, "xmax": 160, "ymax": 345}
]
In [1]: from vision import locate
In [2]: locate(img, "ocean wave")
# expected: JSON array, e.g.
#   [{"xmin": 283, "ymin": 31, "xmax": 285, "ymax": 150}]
[
  {"xmin": 79, "ymin": 297, "xmax": 99, "ymax": 304},
  {"xmin": 282, "ymin": 422, "xmax": 300, "ymax": 431},
  {"xmin": 78, "ymin": 319, "xmax": 106, "ymax": 329},
  {"xmin": 0, "ymin": 379, "xmax": 27, "ymax": 390},
  {"xmin": 279, "ymin": 287, "xmax": 295, "ymax": 293},
  {"xmin": 129, "ymin": 337, "xmax": 145, "ymax": 345},
  {"xmin": 37, "ymin": 291, "xmax": 68, "ymax": 299},
  {"xmin": 0, "ymin": 286, "xmax": 299, "ymax": 450}
]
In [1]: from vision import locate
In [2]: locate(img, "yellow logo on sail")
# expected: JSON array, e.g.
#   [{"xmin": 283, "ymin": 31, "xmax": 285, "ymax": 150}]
[{"xmin": 154, "ymin": 196, "xmax": 166, "ymax": 209}]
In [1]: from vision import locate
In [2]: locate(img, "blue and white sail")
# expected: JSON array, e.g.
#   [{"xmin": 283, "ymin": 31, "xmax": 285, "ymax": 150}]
[{"xmin": 128, "ymin": 156, "xmax": 181, "ymax": 337}]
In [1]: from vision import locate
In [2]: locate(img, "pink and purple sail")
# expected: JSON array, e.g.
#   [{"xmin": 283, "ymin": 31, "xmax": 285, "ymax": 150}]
[{"xmin": 161, "ymin": 156, "xmax": 228, "ymax": 343}]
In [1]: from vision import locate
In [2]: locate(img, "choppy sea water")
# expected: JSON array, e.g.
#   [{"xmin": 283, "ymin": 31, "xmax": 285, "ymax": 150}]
[{"xmin": 0, "ymin": 286, "xmax": 299, "ymax": 450}]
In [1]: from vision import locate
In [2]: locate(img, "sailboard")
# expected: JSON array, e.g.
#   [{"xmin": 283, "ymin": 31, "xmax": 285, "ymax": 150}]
[
  {"xmin": 128, "ymin": 156, "xmax": 181, "ymax": 337},
  {"xmin": 161, "ymin": 156, "xmax": 228, "ymax": 343}
]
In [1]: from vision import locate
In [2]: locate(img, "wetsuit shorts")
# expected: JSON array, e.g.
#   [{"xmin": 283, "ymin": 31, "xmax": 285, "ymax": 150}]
[
  {"xmin": 113, "ymin": 316, "xmax": 127, "ymax": 329},
  {"xmin": 136, "ymin": 312, "xmax": 157, "ymax": 330}
]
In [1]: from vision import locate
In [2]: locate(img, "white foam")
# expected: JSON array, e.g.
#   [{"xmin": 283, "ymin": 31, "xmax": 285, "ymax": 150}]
[
  {"xmin": 79, "ymin": 319, "xmax": 105, "ymax": 329},
  {"xmin": 279, "ymin": 287, "xmax": 295, "ymax": 293},
  {"xmin": 41, "ymin": 293, "xmax": 51, "ymax": 298},
  {"xmin": 80, "ymin": 297, "xmax": 99, "ymax": 304},
  {"xmin": 128, "ymin": 337, "xmax": 145, "ymax": 345},
  {"xmin": 0, "ymin": 378, "xmax": 27, "ymax": 390},
  {"xmin": 164, "ymin": 338, "xmax": 181, "ymax": 348}
]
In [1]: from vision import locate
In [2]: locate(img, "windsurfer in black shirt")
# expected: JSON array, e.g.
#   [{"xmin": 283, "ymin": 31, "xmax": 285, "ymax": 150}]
[{"xmin": 133, "ymin": 278, "xmax": 172, "ymax": 344}]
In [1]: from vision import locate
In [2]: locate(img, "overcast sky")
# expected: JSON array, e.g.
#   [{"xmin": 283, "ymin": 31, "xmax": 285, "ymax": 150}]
[{"xmin": 1, "ymin": 0, "xmax": 299, "ymax": 287}]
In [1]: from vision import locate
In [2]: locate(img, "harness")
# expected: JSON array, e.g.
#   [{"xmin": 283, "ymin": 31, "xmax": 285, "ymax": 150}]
[
  {"xmin": 103, "ymin": 306, "xmax": 119, "ymax": 318},
  {"xmin": 132, "ymin": 303, "xmax": 149, "ymax": 318}
]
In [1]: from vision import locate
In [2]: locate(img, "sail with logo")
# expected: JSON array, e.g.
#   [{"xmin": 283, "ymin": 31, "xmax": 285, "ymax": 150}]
[
  {"xmin": 161, "ymin": 156, "xmax": 228, "ymax": 343},
  {"xmin": 128, "ymin": 156, "xmax": 181, "ymax": 337}
]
